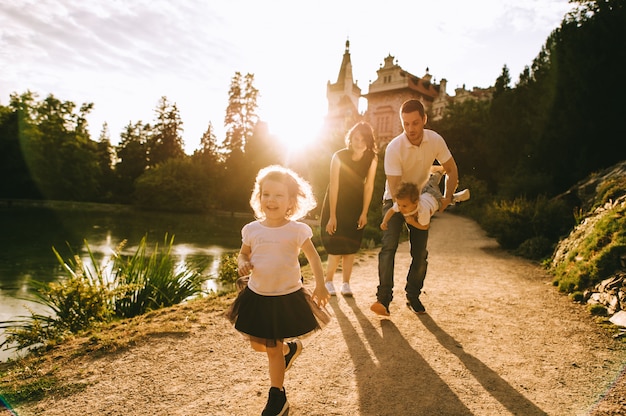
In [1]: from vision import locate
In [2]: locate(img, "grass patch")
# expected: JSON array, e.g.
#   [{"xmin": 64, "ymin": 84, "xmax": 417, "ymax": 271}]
[{"xmin": 552, "ymin": 202, "xmax": 626, "ymax": 293}]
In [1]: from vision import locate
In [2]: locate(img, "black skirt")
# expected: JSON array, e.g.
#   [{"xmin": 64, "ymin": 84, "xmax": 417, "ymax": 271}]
[{"xmin": 226, "ymin": 283, "xmax": 330, "ymax": 346}]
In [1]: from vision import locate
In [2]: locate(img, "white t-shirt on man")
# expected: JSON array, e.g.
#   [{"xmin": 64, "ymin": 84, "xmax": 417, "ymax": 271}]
[{"xmin": 383, "ymin": 130, "xmax": 452, "ymax": 201}]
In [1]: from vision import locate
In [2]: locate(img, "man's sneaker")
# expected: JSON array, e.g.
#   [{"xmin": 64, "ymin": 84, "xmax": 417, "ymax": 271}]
[
  {"xmin": 452, "ymin": 189, "xmax": 470, "ymax": 204},
  {"xmin": 325, "ymin": 281, "xmax": 336, "ymax": 296},
  {"xmin": 284, "ymin": 340, "xmax": 302, "ymax": 371},
  {"xmin": 262, "ymin": 387, "xmax": 289, "ymax": 416},
  {"xmin": 370, "ymin": 301, "xmax": 390, "ymax": 316},
  {"xmin": 406, "ymin": 297, "xmax": 426, "ymax": 315},
  {"xmin": 340, "ymin": 282, "xmax": 353, "ymax": 297}
]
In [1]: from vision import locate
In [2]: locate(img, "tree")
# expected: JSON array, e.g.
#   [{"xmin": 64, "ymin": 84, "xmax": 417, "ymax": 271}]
[
  {"xmin": 134, "ymin": 158, "xmax": 212, "ymax": 212},
  {"xmin": 221, "ymin": 72, "xmax": 260, "ymax": 211},
  {"xmin": 148, "ymin": 96, "xmax": 185, "ymax": 166},
  {"xmin": 493, "ymin": 65, "xmax": 511, "ymax": 98},
  {"xmin": 94, "ymin": 123, "xmax": 116, "ymax": 202},
  {"xmin": 222, "ymin": 72, "xmax": 259, "ymax": 155},
  {"xmin": 114, "ymin": 121, "xmax": 150, "ymax": 202},
  {"xmin": 0, "ymin": 92, "xmax": 42, "ymax": 198},
  {"xmin": 191, "ymin": 121, "xmax": 222, "ymax": 206},
  {"xmin": 17, "ymin": 93, "xmax": 101, "ymax": 201}
]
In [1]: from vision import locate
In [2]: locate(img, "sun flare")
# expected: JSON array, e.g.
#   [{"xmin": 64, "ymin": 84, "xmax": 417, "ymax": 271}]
[{"xmin": 262, "ymin": 110, "xmax": 325, "ymax": 154}]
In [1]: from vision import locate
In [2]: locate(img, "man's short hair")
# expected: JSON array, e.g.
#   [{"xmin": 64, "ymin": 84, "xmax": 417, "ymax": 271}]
[{"xmin": 400, "ymin": 99, "xmax": 425, "ymax": 118}]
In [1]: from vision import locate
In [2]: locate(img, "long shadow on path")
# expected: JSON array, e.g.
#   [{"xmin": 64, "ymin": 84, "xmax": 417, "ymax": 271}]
[
  {"xmin": 330, "ymin": 297, "xmax": 472, "ymax": 415},
  {"xmin": 418, "ymin": 314, "xmax": 547, "ymax": 415}
]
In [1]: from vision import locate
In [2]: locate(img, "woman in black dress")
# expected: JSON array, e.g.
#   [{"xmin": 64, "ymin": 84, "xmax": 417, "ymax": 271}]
[{"xmin": 321, "ymin": 121, "xmax": 378, "ymax": 296}]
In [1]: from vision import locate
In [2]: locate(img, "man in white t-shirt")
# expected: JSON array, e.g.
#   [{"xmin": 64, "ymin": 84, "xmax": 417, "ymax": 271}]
[{"xmin": 370, "ymin": 99, "xmax": 459, "ymax": 317}]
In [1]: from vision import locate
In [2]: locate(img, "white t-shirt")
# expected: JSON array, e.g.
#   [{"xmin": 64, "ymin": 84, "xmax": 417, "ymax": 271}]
[
  {"xmin": 242, "ymin": 220, "xmax": 312, "ymax": 296},
  {"xmin": 383, "ymin": 130, "xmax": 452, "ymax": 201},
  {"xmin": 392, "ymin": 193, "xmax": 439, "ymax": 227}
]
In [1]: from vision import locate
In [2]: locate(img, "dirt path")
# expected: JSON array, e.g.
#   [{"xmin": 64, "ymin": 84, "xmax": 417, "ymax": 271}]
[{"xmin": 13, "ymin": 212, "xmax": 626, "ymax": 415}]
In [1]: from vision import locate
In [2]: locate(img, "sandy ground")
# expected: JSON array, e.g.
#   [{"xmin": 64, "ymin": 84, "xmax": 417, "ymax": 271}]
[{"xmin": 11, "ymin": 212, "xmax": 626, "ymax": 415}]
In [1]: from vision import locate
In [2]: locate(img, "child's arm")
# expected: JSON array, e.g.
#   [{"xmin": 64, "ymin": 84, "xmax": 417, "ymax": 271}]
[
  {"xmin": 380, "ymin": 205, "xmax": 395, "ymax": 230},
  {"xmin": 300, "ymin": 238, "xmax": 330, "ymax": 307},
  {"xmin": 237, "ymin": 243, "xmax": 253, "ymax": 276},
  {"xmin": 405, "ymin": 214, "xmax": 428, "ymax": 230}
]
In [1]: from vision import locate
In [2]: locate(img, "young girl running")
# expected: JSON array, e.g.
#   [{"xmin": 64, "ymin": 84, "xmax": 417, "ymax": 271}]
[{"xmin": 226, "ymin": 165, "xmax": 330, "ymax": 416}]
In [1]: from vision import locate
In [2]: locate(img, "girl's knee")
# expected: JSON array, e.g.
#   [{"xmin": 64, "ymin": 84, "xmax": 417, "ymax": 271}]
[{"xmin": 250, "ymin": 339, "xmax": 266, "ymax": 352}]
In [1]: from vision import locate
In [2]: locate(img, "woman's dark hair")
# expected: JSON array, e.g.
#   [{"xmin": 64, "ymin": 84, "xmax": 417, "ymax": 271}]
[{"xmin": 345, "ymin": 121, "xmax": 377, "ymax": 153}]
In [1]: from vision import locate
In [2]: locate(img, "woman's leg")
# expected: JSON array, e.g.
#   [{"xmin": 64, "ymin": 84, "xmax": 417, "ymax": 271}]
[
  {"xmin": 325, "ymin": 254, "xmax": 340, "ymax": 283},
  {"xmin": 342, "ymin": 254, "xmax": 355, "ymax": 283}
]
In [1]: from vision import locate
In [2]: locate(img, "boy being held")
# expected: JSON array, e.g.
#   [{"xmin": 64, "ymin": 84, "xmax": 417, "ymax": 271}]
[{"xmin": 381, "ymin": 166, "xmax": 470, "ymax": 231}]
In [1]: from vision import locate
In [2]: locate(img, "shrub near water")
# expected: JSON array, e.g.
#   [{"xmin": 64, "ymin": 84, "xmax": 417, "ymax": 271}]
[{"xmin": 0, "ymin": 234, "xmax": 206, "ymax": 352}]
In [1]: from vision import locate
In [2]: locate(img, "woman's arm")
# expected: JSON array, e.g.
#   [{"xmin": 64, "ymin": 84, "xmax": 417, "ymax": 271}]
[
  {"xmin": 326, "ymin": 153, "xmax": 341, "ymax": 235},
  {"xmin": 359, "ymin": 155, "xmax": 378, "ymax": 229}
]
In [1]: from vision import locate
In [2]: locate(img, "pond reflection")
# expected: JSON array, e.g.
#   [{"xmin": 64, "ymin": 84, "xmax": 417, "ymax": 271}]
[{"xmin": 0, "ymin": 204, "xmax": 252, "ymax": 362}]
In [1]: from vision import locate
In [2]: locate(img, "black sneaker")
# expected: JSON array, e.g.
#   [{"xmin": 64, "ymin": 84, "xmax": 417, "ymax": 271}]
[
  {"xmin": 407, "ymin": 297, "xmax": 426, "ymax": 315},
  {"xmin": 284, "ymin": 340, "xmax": 302, "ymax": 371},
  {"xmin": 262, "ymin": 387, "xmax": 289, "ymax": 416}
]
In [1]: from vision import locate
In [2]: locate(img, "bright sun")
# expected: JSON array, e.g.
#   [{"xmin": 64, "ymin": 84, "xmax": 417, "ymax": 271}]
[{"xmin": 259, "ymin": 99, "xmax": 326, "ymax": 154}]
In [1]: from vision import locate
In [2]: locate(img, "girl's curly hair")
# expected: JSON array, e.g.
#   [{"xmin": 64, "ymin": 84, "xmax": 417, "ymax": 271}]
[{"xmin": 249, "ymin": 165, "xmax": 317, "ymax": 220}]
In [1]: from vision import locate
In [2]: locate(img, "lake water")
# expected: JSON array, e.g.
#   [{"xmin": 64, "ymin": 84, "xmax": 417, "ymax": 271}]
[{"xmin": 0, "ymin": 204, "xmax": 253, "ymax": 362}]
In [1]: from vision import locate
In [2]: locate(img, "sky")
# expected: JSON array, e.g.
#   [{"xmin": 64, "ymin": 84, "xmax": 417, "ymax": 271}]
[{"xmin": 0, "ymin": 0, "xmax": 574, "ymax": 154}]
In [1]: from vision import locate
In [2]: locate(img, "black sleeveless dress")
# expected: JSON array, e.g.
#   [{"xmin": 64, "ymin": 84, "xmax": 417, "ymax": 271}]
[{"xmin": 320, "ymin": 148, "xmax": 375, "ymax": 255}]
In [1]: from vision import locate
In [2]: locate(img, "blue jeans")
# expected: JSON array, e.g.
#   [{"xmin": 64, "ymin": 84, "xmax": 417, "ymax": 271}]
[{"xmin": 376, "ymin": 200, "xmax": 429, "ymax": 306}]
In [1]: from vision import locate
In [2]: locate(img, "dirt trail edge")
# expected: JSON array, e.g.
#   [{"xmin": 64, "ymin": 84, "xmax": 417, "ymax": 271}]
[{"xmin": 15, "ymin": 212, "xmax": 626, "ymax": 416}]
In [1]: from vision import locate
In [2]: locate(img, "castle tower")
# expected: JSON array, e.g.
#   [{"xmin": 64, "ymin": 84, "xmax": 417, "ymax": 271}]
[{"xmin": 325, "ymin": 40, "xmax": 362, "ymax": 136}]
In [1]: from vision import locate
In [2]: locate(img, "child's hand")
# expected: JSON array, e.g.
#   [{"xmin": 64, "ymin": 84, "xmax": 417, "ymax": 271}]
[
  {"xmin": 312, "ymin": 284, "xmax": 330, "ymax": 307},
  {"xmin": 380, "ymin": 221, "xmax": 388, "ymax": 230},
  {"xmin": 238, "ymin": 260, "xmax": 253, "ymax": 276}
]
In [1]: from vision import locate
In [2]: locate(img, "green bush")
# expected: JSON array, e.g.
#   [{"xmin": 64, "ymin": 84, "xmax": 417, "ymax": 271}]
[
  {"xmin": 515, "ymin": 236, "xmax": 554, "ymax": 260},
  {"xmin": 588, "ymin": 303, "xmax": 607, "ymax": 316},
  {"xmin": 0, "ymin": 234, "xmax": 206, "ymax": 352},
  {"xmin": 480, "ymin": 195, "xmax": 573, "ymax": 251},
  {"xmin": 113, "ymin": 234, "xmax": 206, "ymax": 318},
  {"xmin": 217, "ymin": 253, "xmax": 239, "ymax": 286}
]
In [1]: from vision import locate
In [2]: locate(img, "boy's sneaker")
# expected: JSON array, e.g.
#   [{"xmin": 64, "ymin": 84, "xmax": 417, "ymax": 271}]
[
  {"xmin": 325, "ymin": 281, "xmax": 336, "ymax": 296},
  {"xmin": 284, "ymin": 340, "xmax": 302, "ymax": 371},
  {"xmin": 370, "ymin": 301, "xmax": 390, "ymax": 316},
  {"xmin": 406, "ymin": 297, "xmax": 426, "ymax": 315},
  {"xmin": 452, "ymin": 189, "xmax": 470, "ymax": 204},
  {"xmin": 340, "ymin": 282, "xmax": 353, "ymax": 297},
  {"xmin": 262, "ymin": 387, "xmax": 289, "ymax": 416}
]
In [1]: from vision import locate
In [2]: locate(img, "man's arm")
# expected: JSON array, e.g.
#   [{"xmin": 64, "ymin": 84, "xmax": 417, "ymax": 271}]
[
  {"xmin": 440, "ymin": 157, "xmax": 459, "ymax": 212},
  {"xmin": 387, "ymin": 175, "xmax": 402, "ymax": 202}
]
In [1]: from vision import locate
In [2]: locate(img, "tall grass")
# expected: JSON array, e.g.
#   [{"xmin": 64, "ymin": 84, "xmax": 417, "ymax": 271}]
[{"xmin": 0, "ymin": 234, "xmax": 206, "ymax": 352}]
